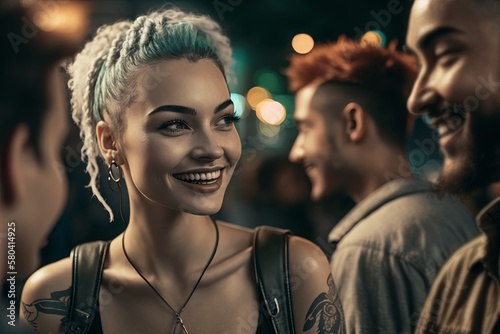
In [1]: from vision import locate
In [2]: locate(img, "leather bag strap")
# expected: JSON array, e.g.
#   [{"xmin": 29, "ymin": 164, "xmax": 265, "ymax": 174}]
[
  {"xmin": 253, "ymin": 226, "xmax": 295, "ymax": 334},
  {"xmin": 66, "ymin": 240, "xmax": 110, "ymax": 334}
]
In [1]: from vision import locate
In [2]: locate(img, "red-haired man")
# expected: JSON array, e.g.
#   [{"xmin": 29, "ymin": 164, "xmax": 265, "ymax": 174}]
[{"xmin": 286, "ymin": 38, "xmax": 478, "ymax": 333}]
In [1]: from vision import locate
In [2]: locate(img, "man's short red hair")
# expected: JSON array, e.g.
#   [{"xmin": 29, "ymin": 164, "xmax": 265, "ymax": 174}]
[
  {"xmin": 285, "ymin": 37, "xmax": 418, "ymax": 146},
  {"xmin": 285, "ymin": 36, "xmax": 417, "ymax": 97}
]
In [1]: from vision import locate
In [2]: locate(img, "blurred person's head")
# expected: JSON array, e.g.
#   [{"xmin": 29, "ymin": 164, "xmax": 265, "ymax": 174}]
[
  {"xmin": 68, "ymin": 8, "xmax": 240, "ymax": 221},
  {"xmin": 407, "ymin": 0, "xmax": 500, "ymax": 196},
  {"xmin": 0, "ymin": 3, "xmax": 88, "ymax": 278},
  {"xmin": 286, "ymin": 38, "xmax": 417, "ymax": 201}
]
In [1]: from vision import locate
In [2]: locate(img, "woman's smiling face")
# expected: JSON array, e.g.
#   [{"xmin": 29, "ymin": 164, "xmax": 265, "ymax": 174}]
[{"xmin": 115, "ymin": 58, "xmax": 241, "ymax": 215}]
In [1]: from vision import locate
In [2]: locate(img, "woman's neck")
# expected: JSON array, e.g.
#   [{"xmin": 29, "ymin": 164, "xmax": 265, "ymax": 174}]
[{"xmin": 123, "ymin": 206, "xmax": 218, "ymax": 282}]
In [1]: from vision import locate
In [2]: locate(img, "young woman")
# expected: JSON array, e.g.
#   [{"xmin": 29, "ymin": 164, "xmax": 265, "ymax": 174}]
[{"xmin": 20, "ymin": 8, "xmax": 344, "ymax": 334}]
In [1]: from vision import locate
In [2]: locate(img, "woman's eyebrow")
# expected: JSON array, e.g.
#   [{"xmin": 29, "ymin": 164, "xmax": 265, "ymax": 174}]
[
  {"xmin": 215, "ymin": 99, "xmax": 233, "ymax": 114},
  {"xmin": 148, "ymin": 105, "xmax": 196, "ymax": 115},
  {"xmin": 149, "ymin": 99, "xmax": 233, "ymax": 116}
]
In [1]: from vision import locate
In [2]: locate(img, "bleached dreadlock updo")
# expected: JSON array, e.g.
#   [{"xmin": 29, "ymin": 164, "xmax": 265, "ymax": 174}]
[{"xmin": 68, "ymin": 8, "xmax": 233, "ymax": 221}]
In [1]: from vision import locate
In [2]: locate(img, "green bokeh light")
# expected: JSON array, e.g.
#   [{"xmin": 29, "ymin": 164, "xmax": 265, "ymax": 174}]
[
  {"xmin": 230, "ymin": 93, "xmax": 248, "ymax": 118},
  {"xmin": 372, "ymin": 30, "xmax": 387, "ymax": 47},
  {"xmin": 254, "ymin": 68, "xmax": 285, "ymax": 94}
]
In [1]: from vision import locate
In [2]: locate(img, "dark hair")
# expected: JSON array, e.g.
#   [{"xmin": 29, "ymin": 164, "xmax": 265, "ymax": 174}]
[
  {"xmin": 472, "ymin": 0, "xmax": 500, "ymax": 18},
  {"xmin": 473, "ymin": 0, "xmax": 500, "ymax": 5},
  {"xmin": 285, "ymin": 37, "xmax": 418, "ymax": 148},
  {"xmin": 0, "ymin": 5, "xmax": 78, "ymax": 204}
]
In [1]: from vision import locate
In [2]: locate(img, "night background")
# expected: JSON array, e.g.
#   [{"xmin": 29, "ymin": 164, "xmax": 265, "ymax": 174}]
[{"xmin": 38, "ymin": 0, "xmax": 446, "ymax": 264}]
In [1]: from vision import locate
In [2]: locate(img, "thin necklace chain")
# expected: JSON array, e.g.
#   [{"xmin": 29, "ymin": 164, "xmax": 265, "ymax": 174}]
[{"xmin": 122, "ymin": 219, "xmax": 219, "ymax": 334}]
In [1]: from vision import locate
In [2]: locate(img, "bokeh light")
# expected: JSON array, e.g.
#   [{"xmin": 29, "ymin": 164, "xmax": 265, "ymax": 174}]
[
  {"xmin": 258, "ymin": 131, "xmax": 280, "ymax": 145},
  {"xmin": 292, "ymin": 33, "xmax": 314, "ymax": 54},
  {"xmin": 256, "ymin": 99, "xmax": 286, "ymax": 125},
  {"xmin": 259, "ymin": 122, "xmax": 281, "ymax": 137},
  {"xmin": 373, "ymin": 30, "xmax": 387, "ymax": 47},
  {"xmin": 254, "ymin": 69, "xmax": 284, "ymax": 93},
  {"xmin": 360, "ymin": 30, "xmax": 386, "ymax": 47},
  {"xmin": 274, "ymin": 94, "xmax": 295, "ymax": 127},
  {"xmin": 230, "ymin": 93, "xmax": 249, "ymax": 118},
  {"xmin": 246, "ymin": 86, "xmax": 271, "ymax": 109},
  {"xmin": 33, "ymin": 2, "xmax": 89, "ymax": 36}
]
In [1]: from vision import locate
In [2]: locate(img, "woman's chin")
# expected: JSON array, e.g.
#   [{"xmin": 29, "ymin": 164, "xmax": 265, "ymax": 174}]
[{"xmin": 179, "ymin": 203, "xmax": 223, "ymax": 216}]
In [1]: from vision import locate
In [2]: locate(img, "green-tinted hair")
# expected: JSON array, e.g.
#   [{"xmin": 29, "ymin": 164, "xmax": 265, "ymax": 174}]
[{"xmin": 68, "ymin": 8, "xmax": 233, "ymax": 221}]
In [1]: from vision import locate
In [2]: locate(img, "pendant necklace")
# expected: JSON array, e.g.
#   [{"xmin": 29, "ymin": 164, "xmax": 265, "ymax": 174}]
[{"xmin": 122, "ymin": 219, "xmax": 219, "ymax": 334}]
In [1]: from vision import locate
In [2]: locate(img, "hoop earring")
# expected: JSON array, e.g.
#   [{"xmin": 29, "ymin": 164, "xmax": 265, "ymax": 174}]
[
  {"xmin": 107, "ymin": 160, "xmax": 126, "ymax": 223},
  {"xmin": 108, "ymin": 159, "xmax": 122, "ymax": 186}
]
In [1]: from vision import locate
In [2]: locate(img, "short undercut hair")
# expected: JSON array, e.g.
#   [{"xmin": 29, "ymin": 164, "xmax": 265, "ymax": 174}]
[{"xmin": 285, "ymin": 37, "xmax": 418, "ymax": 148}]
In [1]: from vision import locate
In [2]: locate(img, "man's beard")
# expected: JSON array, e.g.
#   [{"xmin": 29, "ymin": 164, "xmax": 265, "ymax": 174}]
[
  {"xmin": 322, "ymin": 130, "xmax": 358, "ymax": 199},
  {"xmin": 434, "ymin": 107, "xmax": 500, "ymax": 198}
]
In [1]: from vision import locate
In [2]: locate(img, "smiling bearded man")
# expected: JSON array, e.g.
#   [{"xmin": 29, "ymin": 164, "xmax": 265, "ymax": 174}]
[{"xmin": 406, "ymin": 0, "xmax": 500, "ymax": 332}]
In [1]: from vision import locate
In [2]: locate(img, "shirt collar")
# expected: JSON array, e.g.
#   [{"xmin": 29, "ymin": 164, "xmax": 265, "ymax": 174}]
[
  {"xmin": 328, "ymin": 178, "xmax": 431, "ymax": 243},
  {"xmin": 477, "ymin": 196, "xmax": 500, "ymax": 232},
  {"xmin": 476, "ymin": 197, "xmax": 500, "ymax": 278}
]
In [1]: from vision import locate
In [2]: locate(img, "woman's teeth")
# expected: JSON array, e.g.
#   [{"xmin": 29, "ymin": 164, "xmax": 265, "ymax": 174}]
[{"xmin": 174, "ymin": 170, "xmax": 221, "ymax": 184}]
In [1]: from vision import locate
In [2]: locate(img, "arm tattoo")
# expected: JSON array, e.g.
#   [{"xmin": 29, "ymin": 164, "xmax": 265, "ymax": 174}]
[
  {"xmin": 303, "ymin": 274, "xmax": 345, "ymax": 333},
  {"xmin": 22, "ymin": 287, "xmax": 71, "ymax": 331}
]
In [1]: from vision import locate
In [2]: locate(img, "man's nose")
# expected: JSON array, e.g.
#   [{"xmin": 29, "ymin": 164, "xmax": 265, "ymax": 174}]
[
  {"xmin": 408, "ymin": 73, "xmax": 440, "ymax": 116},
  {"xmin": 289, "ymin": 137, "xmax": 304, "ymax": 163}
]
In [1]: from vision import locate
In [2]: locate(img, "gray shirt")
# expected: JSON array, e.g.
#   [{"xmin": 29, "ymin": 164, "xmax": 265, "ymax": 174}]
[{"xmin": 328, "ymin": 179, "xmax": 479, "ymax": 334}]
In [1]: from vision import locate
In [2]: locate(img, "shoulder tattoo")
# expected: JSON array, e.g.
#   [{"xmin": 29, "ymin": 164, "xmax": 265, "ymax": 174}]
[
  {"xmin": 22, "ymin": 287, "xmax": 72, "ymax": 331},
  {"xmin": 303, "ymin": 274, "xmax": 345, "ymax": 333}
]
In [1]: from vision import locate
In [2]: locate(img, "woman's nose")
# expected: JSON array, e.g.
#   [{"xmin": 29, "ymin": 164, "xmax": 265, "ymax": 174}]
[{"xmin": 190, "ymin": 130, "xmax": 224, "ymax": 161}]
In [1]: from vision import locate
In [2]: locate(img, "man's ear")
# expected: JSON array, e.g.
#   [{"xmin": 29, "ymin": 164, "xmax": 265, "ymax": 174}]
[
  {"xmin": 96, "ymin": 121, "xmax": 123, "ymax": 165},
  {"xmin": 340, "ymin": 102, "xmax": 367, "ymax": 143},
  {"xmin": 2, "ymin": 124, "xmax": 34, "ymax": 206}
]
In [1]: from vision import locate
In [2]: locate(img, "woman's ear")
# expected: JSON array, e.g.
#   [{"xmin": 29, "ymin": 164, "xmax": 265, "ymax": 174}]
[
  {"xmin": 340, "ymin": 102, "xmax": 367, "ymax": 143},
  {"xmin": 96, "ymin": 121, "xmax": 123, "ymax": 165}
]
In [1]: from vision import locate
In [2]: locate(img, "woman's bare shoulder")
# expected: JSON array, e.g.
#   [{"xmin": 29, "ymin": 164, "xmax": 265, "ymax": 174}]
[
  {"xmin": 287, "ymin": 236, "xmax": 346, "ymax": 334},
  {"xmin": 216, "ymin": 223, "xmax": 329, "ymax": 261},
  {"xmin": 288, "ymin": 235, "xmax": 329, "ymax": 267},
  {"xmin": 23, "ymin": 257, "xmax": 73, "ymax": 298},
  {"xmin": 21, "ymin": 257, "xmax": 73, "ymax": 333}
]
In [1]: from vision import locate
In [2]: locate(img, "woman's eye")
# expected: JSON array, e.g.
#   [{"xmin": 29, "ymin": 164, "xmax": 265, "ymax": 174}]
[
  {"xmin": 216, "ymin": 114, "xmax": 241, "ymax": 127},
  {"xmin": 159, "ymin": 119, "xmax": 190, "ymax": 132}
]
